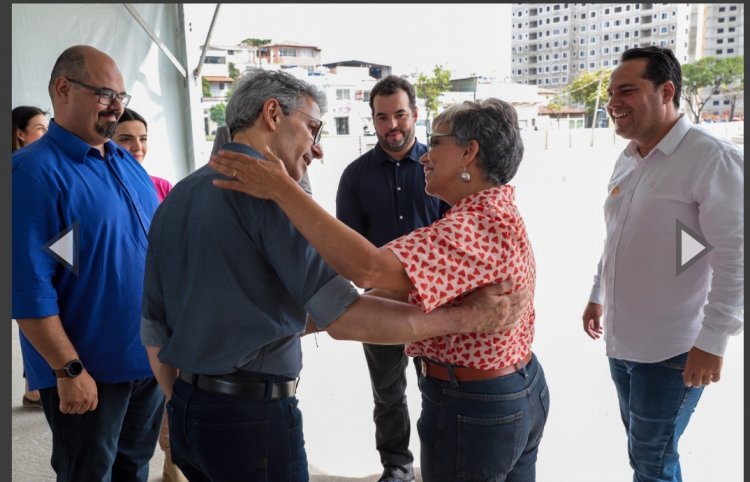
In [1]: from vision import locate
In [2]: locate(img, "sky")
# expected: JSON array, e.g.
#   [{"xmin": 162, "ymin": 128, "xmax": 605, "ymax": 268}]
[{"xmin": 184, "ymin": 3, "xmax": 514, "ymax": 79}]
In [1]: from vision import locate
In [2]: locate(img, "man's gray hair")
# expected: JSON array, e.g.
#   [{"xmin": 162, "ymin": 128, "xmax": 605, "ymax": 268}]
[{"xmin": 225, "ymin": 68, "xmax": 327, "ymax": 138}]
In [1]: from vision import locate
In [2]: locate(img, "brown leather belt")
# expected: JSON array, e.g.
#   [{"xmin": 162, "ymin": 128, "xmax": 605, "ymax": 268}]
[
  {"xmin": 419, "ymin": 352, "xmax": 533, "ymax": 382},
  {"xmin": 180, "ymin": 371, "xmax": 297, "ymax": 400}
]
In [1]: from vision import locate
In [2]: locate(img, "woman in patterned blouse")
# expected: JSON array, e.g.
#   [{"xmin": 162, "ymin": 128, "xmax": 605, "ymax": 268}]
[{"xmin": 210, "ymin": 98, "xmax": 549, "ymax": 482}]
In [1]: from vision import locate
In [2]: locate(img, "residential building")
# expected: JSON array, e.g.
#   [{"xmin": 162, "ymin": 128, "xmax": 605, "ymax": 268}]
[{"xmin": 511, "ymin": 3, "xmax": 695, "ymax": 87}]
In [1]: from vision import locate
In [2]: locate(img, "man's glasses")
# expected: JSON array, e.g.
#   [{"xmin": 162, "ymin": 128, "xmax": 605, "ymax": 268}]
[
  {"xmin": 295, "ymin": 110, "xmax": 324, "ymax": 145},
  {"xmin": 66, "ymin": 77, "xmax": 131, "ymax": 108}
]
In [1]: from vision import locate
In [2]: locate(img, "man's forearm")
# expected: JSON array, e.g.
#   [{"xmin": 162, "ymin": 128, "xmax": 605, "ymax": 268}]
[
  {"xmin": 16, "ymin": 315, "xmax": 80, "ymax": 370},
  {"xmin": 325, "ymin": 295, "xmax": 465, "ymax": 344},
  {"xmin": 145, "ymin": 345, "xmax": 178, "ymax": 400}
]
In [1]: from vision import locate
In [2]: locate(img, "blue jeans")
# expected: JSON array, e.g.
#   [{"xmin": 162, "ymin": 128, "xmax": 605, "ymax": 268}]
[
  {"xmin": 415, "ymin": 353, "xmax": 549, "ymax": 482},
  {"xmin": 39, "ymin": 377, "xmax": 164, "ymax": 482},
  {"xmin": 609, "ymin": 353, "xmax": 704, "ymax": 482},
  {"xmin": 168, "ymin": 376, "xmax": 308, "ymax": 482}
]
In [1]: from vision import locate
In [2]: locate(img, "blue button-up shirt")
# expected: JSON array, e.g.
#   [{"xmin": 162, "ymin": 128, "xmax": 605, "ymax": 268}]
[
  {"xmin": 12, "ymin": 120, "xmax": 159, "ymax": 390},
  {"xmin": 336, "ymin": 140, "xmax": 449, "ymax": 247}
]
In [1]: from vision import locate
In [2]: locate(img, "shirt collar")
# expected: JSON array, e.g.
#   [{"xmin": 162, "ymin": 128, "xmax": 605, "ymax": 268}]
[
  {"xmin": 220, "ymin": 142, "xmax": 264, "ymax": 159},
  {"xmin": 624, "ymin": 114, "xmax": 691, "ymax": 160},
  {"xmin": 373, "ymin": 139, "xmax": 427, "ymax": 165},
  {"xmin": 46, "ymin": 119, "xmax": 125, "ymax": 163}
]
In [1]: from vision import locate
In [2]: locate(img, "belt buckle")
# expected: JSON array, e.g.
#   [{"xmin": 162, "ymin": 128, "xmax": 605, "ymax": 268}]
[{"xmin": 420, "ymin": 358, "xmax": 429, "ymax": 377}]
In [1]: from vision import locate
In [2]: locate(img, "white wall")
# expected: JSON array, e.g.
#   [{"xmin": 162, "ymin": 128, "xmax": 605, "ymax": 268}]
[{"xmin": 12, "ymin": 3, "xmax": 194, "ymax": 182}]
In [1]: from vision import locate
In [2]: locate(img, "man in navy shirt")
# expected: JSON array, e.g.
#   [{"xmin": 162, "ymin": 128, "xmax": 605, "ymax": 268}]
[
  {"xmin": 143, "ymin": 69, "xmax": 526, "ymax": 481},
  {"xmin": 336, "ymin": 75, "xmax": 448, "ymax": 482},
  {"xmin": 12, "ymin": 45, "xmax": 164, "ymax": 481}
]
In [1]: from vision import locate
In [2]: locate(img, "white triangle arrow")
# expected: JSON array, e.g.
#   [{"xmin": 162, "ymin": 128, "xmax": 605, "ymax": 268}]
[
  {"xmin": 676, "ymin": 220, "xmax": 712, "ymax": 276},
  {"xmin": 43, "ymin": 222, "xmax": 79, "ymax": 276}
]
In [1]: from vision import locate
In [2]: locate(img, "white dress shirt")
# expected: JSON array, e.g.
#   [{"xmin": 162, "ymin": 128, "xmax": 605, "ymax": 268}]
[{"xmin": 590, "ymin": 115, "xmax": 743, "ymax": 362}]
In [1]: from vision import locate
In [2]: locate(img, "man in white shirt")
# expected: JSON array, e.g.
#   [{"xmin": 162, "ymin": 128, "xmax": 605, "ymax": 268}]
[{"xmin": 582, "ymin": 46, "xmax": 743, "ymax": 482}]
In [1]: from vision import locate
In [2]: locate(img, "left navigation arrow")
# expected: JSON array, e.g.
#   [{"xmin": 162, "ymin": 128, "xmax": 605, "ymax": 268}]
[{"xmin": 43, "ymin": 222, "xmax": 79, "ymax": 276}]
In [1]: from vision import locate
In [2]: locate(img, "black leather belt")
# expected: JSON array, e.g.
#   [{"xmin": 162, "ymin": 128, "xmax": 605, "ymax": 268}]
[{"xmin": 179, "ymin": 371, "xmax": 297, "ymax": 400}]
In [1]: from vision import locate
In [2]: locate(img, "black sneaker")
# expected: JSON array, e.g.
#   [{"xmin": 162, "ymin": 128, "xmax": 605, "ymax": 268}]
[{"xmin": 378, "ymin": 465, "xmax": 415, "ymax": 482}]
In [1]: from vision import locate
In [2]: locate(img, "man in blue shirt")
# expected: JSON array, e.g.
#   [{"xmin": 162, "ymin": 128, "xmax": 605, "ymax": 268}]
[
  {"xmin": 12, "ymin": 45, "xmax": 164, "ymax": 481},
  {"xmin": 142, "ymin": 69, "xmax": 526, "ymax": 482},
  {"xmin": 336, "ymin": 75, "xmax": 448, "ymax": 482}
]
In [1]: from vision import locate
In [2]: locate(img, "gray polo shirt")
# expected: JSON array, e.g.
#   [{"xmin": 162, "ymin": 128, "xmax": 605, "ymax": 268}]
[{"xmin": 141, "ymin": 143, "xmax": 359, "ymax": 379}]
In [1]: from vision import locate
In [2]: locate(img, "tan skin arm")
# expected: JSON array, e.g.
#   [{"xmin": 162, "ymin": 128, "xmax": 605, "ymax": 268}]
[
  {"xmin": 209, "ymin": 148, "xmax": 412, "ymax": 292},
  {"xmin": 145, "ymin": 345, "xmax": 179, "ymax": 400},
  {"xmin": 318, "ymin": 281, "xmax": 529, "ymax": 343},
  {"xmin": 16, "ymin": 316, "xmax": 98, "ymax": 414}
]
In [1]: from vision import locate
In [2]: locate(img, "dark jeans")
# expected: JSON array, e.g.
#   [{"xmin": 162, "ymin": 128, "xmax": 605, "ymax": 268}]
[
  {"xmin": 416, "ymin": 353, "xmax": 549, "ymax": 482},
  {"xmin": 39, "ymin": 376, "xmax": 164, "ymax": 482},
  {"xmin": 168, "ymin": 376, "xmax": 308, "ymax": 482},
  {"xmin": 363, "ymin": 342, "xmax": 414, "ymax": 470},
  {"xmin": 609, "ymin": 353, "xmax": 704, "ymax": 482}
]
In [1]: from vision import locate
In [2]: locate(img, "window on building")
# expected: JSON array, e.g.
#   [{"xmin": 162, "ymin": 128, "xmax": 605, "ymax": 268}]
[
  {"xmin": 718, "ymin": 17, "xmax": 725, "ymax": 23},
  {"xmin": 279, "ymin": 48, "xmax": 298, "ymax": 57},
  {"xmin": 580, "ymin": 63, "xmax": 585, "ymax": 69},
  {"xmin": 581, "ymin": 12, "xmax": 586, "ymax": 19},
  {"xmin": 661, "ymin": 26, "xmax": 668, "ymax": 33},
  {"xmin": 590, "ymin": 49, "xmax": 596, "ymax": 55},
  {"xmin": 335, "ymin": 117, "xmax": 349, "ymax": 135},
  {"xmin": 615, "ymin": 6, "xmax": 622, "ymax": 12},
  {"xmin": 589, "ymin": 62, "xmax": 595, "ymax": 68},
  {"xmin": 729, "ymin": 27, "xmax": 736, "ymax": 32},
  {"xmin": 336, "ymin": 89, "xmax": 350, "ymax": 100},
  {"xmin": 727, "ymin": 48, "xmax": 735, "ymax": 54},
  {"xmin": 604, "ymin": 34, "xmax": 610, "ymax": 41},
  {"xmin": 661, "ymin": 12, "xmax": 667, "ymax": 19},
  {"xmin": 591, "ymin": 11, "xmax": 595, "ymax": 17},
  {"xmin": 615, "ymin": 20, "xmax": 621, "ymax": 26},
  {"xmin": 729, "ymin": 5, "xmax": 737, "ymax": 10},
  {"xmin": 717, "ymin": 39, "xmax": 724, "ymax": 44},
  {"xmin": 581, "ymin": 25, "xmax": 586, "ymax": 32},
  {"xmin": 729, "ymin": 16, "xmax": 736, "ymax": 22},
  {"xmin": 603, "ymin": 60, "xmax": 609, "ymax": 66},
  {"xmin": 719, "ymin": 6, "xmax": 725, "ymax": 12},
  {"xmin": 718, "ymin": 28, "xmax": 724, "ymax": 34},
  {"xmin": 580, "ymin": 50, "xmax": 585, "ymax": 56},
  {"xmin": 716, "ymin": 49, "xmax": 723, "ymax": 55},
  {"xmin": 604, "ymin": 8, "xmax": 610, "ymax": 14}
]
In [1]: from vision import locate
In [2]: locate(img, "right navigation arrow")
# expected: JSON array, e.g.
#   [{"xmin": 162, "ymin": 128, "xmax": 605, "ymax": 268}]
[{"xmin": 676, "ymin": 220, "xmax": 712, "ymax": 276}]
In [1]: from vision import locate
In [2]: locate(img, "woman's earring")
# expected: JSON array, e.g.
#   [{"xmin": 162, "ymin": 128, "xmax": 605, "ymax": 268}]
[{"xmin": 459, "ymin": 166, "xmax": 471, "ymax": 183}]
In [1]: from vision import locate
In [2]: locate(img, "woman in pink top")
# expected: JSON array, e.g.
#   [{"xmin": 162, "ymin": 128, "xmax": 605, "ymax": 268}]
[
  {"xmin": 114, "ymin": 108, "xmax": 173, "ymax": 202},
  {"xmin": 210, "ymin": 98, "xmax": 548, "ymax": 481}
]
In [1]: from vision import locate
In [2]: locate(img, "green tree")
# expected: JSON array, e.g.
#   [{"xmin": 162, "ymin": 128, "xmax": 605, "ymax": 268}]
[
  {"xmin": 240, "ymin": 37, "xmax": 271, "ymax": 47},
  {"xmin": 415, "ymin": 65, "xmax": 452, "ymax": 132},
  {"xmin": 202, "ymin": 77, "xmax": 211, "ymax": 97},
  {"xmin": 718, "ymin": 56, "xmax": 744, "ymax": 121},
  {"xmin": 228, "ymin": 62, "xmax": 241, "ymax": 81},
  {"xmin": 564, "ymin": 69, "xmax": 611, "ymax": 121},
  {"xmin": 210, "ymin": 103, "xmax": 226, "ymax": 126},
  {"xmin": 682, "ymin": 57, "xmax": 724, "ymax": 123}
]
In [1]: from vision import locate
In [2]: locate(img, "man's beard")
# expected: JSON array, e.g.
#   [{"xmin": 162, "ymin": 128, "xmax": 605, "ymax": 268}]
[
  {"xmin": 377, "ymin": 126, "xmax": 415, "ymax": 153},
  {"xmin": 96, "ymin": 111, "xmax": 119, "ymax": 138}
]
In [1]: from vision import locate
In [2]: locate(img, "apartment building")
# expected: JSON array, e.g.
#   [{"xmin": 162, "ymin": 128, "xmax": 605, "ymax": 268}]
[
  {"xmin": 511, "ymin": 3, "xmax": 694, "ymax": 87},
  {"xmin": 698, "ymin": 4, "xmax": 744, "ymax": 58}
]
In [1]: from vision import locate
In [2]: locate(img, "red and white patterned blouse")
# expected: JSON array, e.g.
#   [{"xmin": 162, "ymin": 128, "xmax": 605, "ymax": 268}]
[{"xmin": 386, "ymin": 185, "xmax": 536, "ymax": 370}]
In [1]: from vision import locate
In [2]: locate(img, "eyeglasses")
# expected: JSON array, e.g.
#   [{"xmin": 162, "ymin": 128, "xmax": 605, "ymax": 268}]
[
  {"xmin": 295, "ymin": 110, "xmax": 324, "ymax": 145},
  {"xmin": 65, "ymin": 77, "xmax": 131, "ymax": 108},
  {"xmin": 427, "ymin": 132, "xmax": 454, "ymax": 146}
]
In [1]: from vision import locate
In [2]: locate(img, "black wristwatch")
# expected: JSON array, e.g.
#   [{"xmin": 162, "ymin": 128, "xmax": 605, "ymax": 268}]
[{"xmin": 53, "ymin": 359, "xmax": 84, "ymax": 379}]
